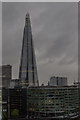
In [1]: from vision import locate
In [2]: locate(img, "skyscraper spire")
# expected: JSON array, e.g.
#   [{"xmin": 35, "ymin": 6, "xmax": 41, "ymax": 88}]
[
  {"xmin": 25, "ymin": 13, "xmax": 30, "ymax": 26},
  {"xmin": 19, "ymin": 13, "xmax": 39, "ymax": 87}
]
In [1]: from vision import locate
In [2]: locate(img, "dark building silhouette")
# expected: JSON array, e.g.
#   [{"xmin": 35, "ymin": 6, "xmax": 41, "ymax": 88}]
[
  {"xmin": 2, "ymin": 88, "xmax": 27, "ymax": 119},
  {"xmin": 19, "ymin": 13, "xmax": 39, "ymax": 87},
  {"xmin": 8, "ymin": 88, "xmax": 27, "ymax": 119}
]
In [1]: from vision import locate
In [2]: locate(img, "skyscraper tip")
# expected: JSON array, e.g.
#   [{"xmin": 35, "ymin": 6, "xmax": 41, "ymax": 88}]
[
  {"xmin": 26, "ymin": 12, "xmax": 30, "ymax": 17},
  {"xmin": 25, "ymin": 12, "xmax": 30, "ymax": 25}
]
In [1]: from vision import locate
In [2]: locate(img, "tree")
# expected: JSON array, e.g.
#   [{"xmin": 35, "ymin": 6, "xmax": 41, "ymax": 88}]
[{"xmin": 11, "ymin": 109, "xmax": 19, "ymax": 117}]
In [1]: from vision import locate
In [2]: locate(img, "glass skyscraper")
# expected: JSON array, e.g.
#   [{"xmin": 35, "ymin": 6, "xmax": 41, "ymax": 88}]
[{"xmin": 19, "ymin": 13, "xmax": 39, "ymax": 87}]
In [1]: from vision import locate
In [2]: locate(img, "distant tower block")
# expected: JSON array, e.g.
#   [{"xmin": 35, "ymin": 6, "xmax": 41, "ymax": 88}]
[
  {"xmin": 0, "ymin": 65, "xmax": 12, "ymax": 88},
  {"xmin": 19, "ymin": 13, "xmax": 39, "ymax": 87}
]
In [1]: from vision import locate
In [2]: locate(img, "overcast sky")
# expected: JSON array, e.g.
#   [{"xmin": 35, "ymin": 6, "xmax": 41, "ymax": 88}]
[
  {"xmin": 2, "ymin": 2, "xmax": 78, "ymax": 85},
  {"xmin": 1, "ymin": 0, "xmax": 79, "ymax": 2},
  {"xmin": 0, "ymin": 2, "xmax": 2, "ymax": 65},
  {"xmin": 0, "ymin": 2, "xmax": 2, "ymax": 86}
]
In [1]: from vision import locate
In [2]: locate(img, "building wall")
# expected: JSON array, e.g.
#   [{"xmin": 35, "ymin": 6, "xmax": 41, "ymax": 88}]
[
  {"xmin": 49, "ymin": 76, "xmax": 67, "ymax": 86},
  {"xmin": 0, "ymin": 65, "xmax": 12, "ymax": 88},
  {"xmin": 2, "ymin": 87, "xmax": 8, "ymax": 120},
  {"xmin": 2, "ymin": 86, "xmax": 79, "ymax": 119},
  {"xmin": 19, "ymin": 14, "xmax": 39, "ymax": 87},
  {"xmin": 10, "ymin": 79, "xmax": 19, "ymax": 88},
  {"xmin": 9, "ymin": 88, "xmax": 27, "ymax": 118},
  {"xmin": 27, "ymin": 86, "xmax": 79, "ymax": 119},
  {"xmin": 0, "ymin": 88, "xmax": 2, "ymax": 119}
]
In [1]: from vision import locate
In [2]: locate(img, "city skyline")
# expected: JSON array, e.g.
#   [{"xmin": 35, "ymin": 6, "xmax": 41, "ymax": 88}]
[{"xmin": 2, "ymin": 2, "xmax": 78, "ymax": 85}]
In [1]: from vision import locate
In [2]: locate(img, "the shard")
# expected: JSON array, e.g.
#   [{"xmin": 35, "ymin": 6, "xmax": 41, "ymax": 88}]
[{"xmin": 19, "ymin": 13, "xmax": 39, "ymax": 87}]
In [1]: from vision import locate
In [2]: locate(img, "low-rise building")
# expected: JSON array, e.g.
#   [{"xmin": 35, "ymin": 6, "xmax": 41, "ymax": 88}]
[
  {"xmin": 27, "ymin": 86, "xmax": 79, "ymax": 119},
  {"xmin": 2, "ymin": 87, "xmax": 8, "ymax": 120},
  {"xmin": 2, "ymin": 86, "xmax": 80, "ymax": 119},
  {"xmin": 0, "ymin": 87, "xmax": 2, "ymax": 120},
  {"xmin": 9, "ymin": 79, "xmax": 19, "ymax": 88},
  {"xmin": 8, "ymin": 88, "xmax": 27, "ymax": 119}
]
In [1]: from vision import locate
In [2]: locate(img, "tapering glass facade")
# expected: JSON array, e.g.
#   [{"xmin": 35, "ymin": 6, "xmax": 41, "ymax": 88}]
[{"xmin": 19, "ymin": 13, "xmax": 39, "ymax": 87}]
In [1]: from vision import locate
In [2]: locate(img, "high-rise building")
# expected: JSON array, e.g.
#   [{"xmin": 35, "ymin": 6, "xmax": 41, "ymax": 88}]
[
  {"xmin": 19, "ymin": 13, "xmax": 39, "ymax": 87},
  {"xmin": 0, "ymin": 65, "xmax": 12, "ymax": 88},
  {"xmin": 48, "ymin": 76, "xmax": 67, "ymax": 86}
]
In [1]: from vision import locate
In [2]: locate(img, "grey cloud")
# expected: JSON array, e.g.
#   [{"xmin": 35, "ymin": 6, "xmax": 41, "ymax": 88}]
[{"xmin": 2, "ymin": 2, "xmax": 78, "ymax": 85}]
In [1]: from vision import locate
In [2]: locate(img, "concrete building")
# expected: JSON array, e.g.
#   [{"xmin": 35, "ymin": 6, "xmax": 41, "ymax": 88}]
[
  {"xmin": 48, "ymin": 76, "xmax": 67, "ymax": 86},
  {"xmin": 10, "ymin": 79, "xmax": 19, "ymax": 88},
  {"xmin": 27, "ymin": 86, "xmax": 79, "ymax": 119},
  {"xmin": 2, "ymin": 86, "xmax": 79, "ymax": 119},
  {"xmin": 0, "ymin": 65, "xmax": 12, "ymax": 88}
]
